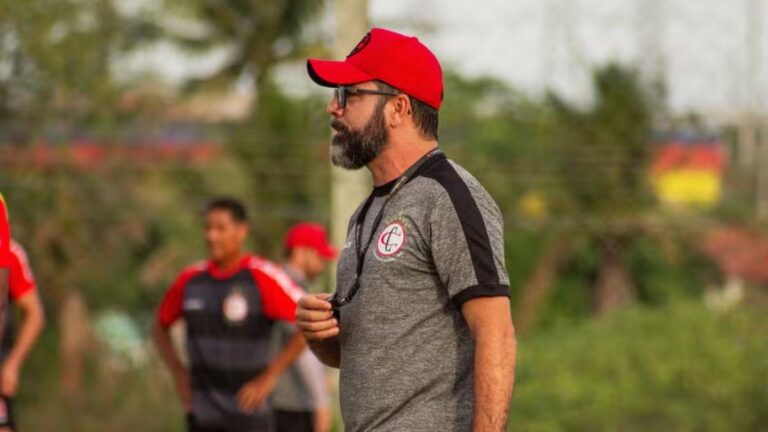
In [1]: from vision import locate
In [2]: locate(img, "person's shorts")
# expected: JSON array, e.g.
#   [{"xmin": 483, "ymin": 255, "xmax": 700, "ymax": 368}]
[
  {"xmin": 186, "ymin": 412, "xmax": 273, "ymax": 432},
  {"xmin": 187, "ymin": 412, "xmax": 223, "ymax": 432},
  {"xmin": 273, "ymin": 409, "xmax": 313, "ymax": 432},
  {"xmin": 0, "ymin": 396, "xmax": 15, "ymax": 430},
  {"xmin": 186, "ymin": 413, "xmax": 227, "ymax": 432}
]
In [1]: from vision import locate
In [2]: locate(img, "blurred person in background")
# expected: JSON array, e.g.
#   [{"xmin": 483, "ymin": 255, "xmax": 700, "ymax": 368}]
[
  {"xmin": 153, "ymin": 197, "xmax": 307, "ymax": 432},
  {"xmin": 0, "ymin": 195, "xmax": 46, "ymax": 432},
  {"xmin": 271, "ymin": 223, "xmax": 335, "ymax": 432},
  {"xmin": 296, "ymin": 28, "xmax": 517, "ymax": 431}
]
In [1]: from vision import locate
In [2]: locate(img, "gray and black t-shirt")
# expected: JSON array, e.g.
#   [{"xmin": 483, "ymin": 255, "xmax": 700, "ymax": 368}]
[{"xmin": 335, "ymin": 153, "xmax": 510, "ymax": 432}]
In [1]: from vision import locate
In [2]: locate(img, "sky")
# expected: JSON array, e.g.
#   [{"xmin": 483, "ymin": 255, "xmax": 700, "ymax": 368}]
[
  {"xmin": 370, "ymin": 0, "xmax": 767, "ymax": 119},
  {"xmin": 119, "ymin": 0, "xmax": 768, "ymax": 121}
]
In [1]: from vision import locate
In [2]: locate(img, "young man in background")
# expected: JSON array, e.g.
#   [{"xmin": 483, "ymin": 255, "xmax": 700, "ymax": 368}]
[{"xmin": 153, "ymin": 198, "xmax": 307, "ymax": 432}]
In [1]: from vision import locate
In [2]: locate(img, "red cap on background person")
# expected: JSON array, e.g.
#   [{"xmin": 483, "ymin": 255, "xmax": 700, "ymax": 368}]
[
  {"xmin": 284, "ymin": 223, "xmax": 337, "ymax": 260},
  {"xmin": 307, "ymin": 27, "xmax": 444, "ymax": 109}
]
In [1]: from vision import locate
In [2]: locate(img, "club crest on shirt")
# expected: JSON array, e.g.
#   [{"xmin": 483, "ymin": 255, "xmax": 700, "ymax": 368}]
[
  {"xmin": 223, "ymin": 286, "xmax": 249, "ymax": 325},
  {"xmin": 376, "ymin": 217, "xmax": 407, "ymax": 258}
]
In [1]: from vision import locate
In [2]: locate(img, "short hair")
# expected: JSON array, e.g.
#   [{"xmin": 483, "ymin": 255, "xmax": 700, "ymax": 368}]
[
  {"xmin": 376, "ymin": 81, "xmax": 439, "ymax": 140},
  {"xmin": 205, "ymin": 197, "xmax": 248, "ymax": 223}
]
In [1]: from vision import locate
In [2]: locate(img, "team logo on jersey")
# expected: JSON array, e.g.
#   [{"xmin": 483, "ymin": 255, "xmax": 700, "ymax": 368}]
[
  {"xmin": 377, "ymin": 221, "xmax": 406, "ymax": 257},
  {"xmin": 223, "ymin": 286, "xmax": 249, "ymax": 325}
]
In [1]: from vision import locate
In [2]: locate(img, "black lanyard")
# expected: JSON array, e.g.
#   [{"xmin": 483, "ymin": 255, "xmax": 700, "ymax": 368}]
[{"xmin": 330, "ymin": 148, "xmax": 446, "ymax": 313}]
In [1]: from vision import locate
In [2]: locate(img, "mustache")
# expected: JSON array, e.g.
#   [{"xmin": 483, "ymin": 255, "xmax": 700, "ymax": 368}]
[{"xmin": 330, "ymin": 119, "xmax": 349, "ymax": 133}]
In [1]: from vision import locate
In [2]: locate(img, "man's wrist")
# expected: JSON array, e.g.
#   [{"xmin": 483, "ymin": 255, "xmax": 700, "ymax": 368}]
[{"xmin": 262, "ymin": 363, "xmax": 283, "ymax": 380}]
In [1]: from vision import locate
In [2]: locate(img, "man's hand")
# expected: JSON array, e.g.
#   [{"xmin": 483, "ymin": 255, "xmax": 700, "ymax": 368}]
[
  {"xmin": 0, "ymin": 359, "xmax": 19, "ymax": 396},
  {"xmin": 296, "ymin": 294, "xmax": 339, "ymax": 341},
  {"xmin": 313, "ymin": 406, "xmax": 333, "ymax": 432},
  {"xmin": 174, "ymin": 372, "xmax": 192, "ymax": 411},
  {"xmin": 236, "ymin": 371, "xmax": 279, "ymax": 413}
]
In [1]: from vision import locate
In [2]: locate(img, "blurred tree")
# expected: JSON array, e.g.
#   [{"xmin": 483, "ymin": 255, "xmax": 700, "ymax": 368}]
[
  {"xmin": 151, "ymin": 0, "xmax": 330, "ymax": 254},
  {"xmin": 230, "ymin": 81, "xmax": 330, "ymax": 254},
  {"xmin": 0, "ymin": 0, "xmax": 163, "ymax": 141},
  {"xmin": 160, "ymin": 0, "xmax": 326, "ymax": 91},
  {"xmin": 547, "ymin": 64, "xmax": 655, "ymax": 315}
]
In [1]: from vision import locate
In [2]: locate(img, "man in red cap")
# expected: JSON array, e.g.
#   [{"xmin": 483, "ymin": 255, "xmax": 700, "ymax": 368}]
[
  {"xmin": 297, "ymin": 28, "xmax": 517, "ymax": 431},
  {"xmin": 271, "ymin": 223, "xmax": 336, "ymax": 432}
]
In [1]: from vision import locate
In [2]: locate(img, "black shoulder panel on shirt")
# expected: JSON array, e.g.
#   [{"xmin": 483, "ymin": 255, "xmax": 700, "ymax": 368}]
[{"xmin": 421, "ymin": 159, "xmax": 500, "ymax": 287}]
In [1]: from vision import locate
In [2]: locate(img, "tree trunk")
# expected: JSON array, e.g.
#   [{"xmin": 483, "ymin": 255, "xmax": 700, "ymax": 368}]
[
  {"xmin": 60, "ymin": 291, "xmax": 90, "ymax": 396},
  {"xmin": 594, "ymin": 237, "xmax": 635, "ymax": 315},
  {"xmin": 515, "ymin": 236, "xmax": 570, "ymax": 334}
]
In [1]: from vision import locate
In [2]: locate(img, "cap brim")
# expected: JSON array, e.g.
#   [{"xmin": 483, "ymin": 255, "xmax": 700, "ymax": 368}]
[
  {"xmin": 307, "ymin": 59, "xmax": 374, "ymax": 87},
  {"xmin": 319, "ymin": 243, "xmax": 338, "ymax": 260}
]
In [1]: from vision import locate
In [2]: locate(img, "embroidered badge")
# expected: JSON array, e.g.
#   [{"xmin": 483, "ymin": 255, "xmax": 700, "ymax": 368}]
[
  {"xmin": 223, "ymin": 286, "xmax": 248, "ymax": 325},
  {"xmin": 377, "ymin": 221, "xmax": 406, "ymax": 257}
]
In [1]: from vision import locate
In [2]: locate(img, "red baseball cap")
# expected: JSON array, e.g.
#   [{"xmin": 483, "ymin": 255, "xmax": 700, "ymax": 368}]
[
  {"xmin": 284, "ymin": 223, "xmax": 337, "ymax": 260},
  {"xmin": 307, "ymin": 28, "xmax": 444, "ymax": 109}
]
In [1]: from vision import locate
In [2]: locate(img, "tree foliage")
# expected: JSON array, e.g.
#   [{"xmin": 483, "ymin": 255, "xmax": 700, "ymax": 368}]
[{"xmin": 160, "ymin": 0, "xmax": 326, "ymax": 90}]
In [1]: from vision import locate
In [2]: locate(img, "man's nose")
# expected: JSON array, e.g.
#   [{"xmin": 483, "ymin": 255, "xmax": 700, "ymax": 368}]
[{"xmin": 327, "ymin": 95, "xmax": 343, "ymax": 116}]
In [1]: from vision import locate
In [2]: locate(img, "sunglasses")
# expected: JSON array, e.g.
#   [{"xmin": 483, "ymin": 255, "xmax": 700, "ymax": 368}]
[{"xmin": 333, "ymin": 86, "xmax": 399, "ymax": 109}]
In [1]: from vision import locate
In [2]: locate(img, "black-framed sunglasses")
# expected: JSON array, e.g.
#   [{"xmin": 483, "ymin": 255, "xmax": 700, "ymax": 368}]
[{"xmin": 333, "ymin": 85, "xmax": 399, "ymax": 109}]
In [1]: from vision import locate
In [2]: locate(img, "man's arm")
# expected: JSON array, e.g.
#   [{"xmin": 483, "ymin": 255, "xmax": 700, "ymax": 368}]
[
  {"xmin": 0, "ymin": 291, "xmax": 44, "ymax": 396},
  {"xmin": 236, "ymin": 331, "xmax": 307, "ymax": 412},
  {"xmin": 295, "ymin": 293, "xmax": 340, "ymax": 368},
  {"xmin": 462, "ymin": 296, "xmax": 516, "ymax": 432},
  {"xmin": 295, "ymin": 349, "xmax": 332, "ymax": 432},
  {"xmin": 152, "ymin": 320, "xmax": 191, "ymax": 410}
]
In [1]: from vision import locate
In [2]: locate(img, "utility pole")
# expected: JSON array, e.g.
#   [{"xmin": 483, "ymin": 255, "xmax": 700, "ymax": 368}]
[
  {"xmin": 330, "ymin": 0, "xmax": 369, "ymax": 254},
  {"xmin": 635, "ymin": 0, "xmax": 665, "ymax": 93},
  {"xmin": 744, "ymin": 0, "xmax": 768, "ymax": 219}
]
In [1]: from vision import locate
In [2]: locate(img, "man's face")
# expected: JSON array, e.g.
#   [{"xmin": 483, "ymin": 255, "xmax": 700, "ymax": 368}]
[
  {"xmin": 205, "ymin": 210, "xmax": 247, "ymax": 263},
  {"xmin": 328, "ymin": 82, "xmax": 389, "ymax": 169},
  {"xmin": 295, "ymin": 247, "xmax": 328, "ymax": 281}
]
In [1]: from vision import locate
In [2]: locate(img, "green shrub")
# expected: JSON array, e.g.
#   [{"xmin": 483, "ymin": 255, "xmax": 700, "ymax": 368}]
[{"xmin": 510, "ymin": 302, "xmax": 768, "ymax": 431}]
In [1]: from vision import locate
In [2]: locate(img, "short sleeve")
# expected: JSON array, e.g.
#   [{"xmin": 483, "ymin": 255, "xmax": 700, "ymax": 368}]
[
  {"xmin": 428, "ymin": 183, "xmax": 510, "ymax": 307},
  {"xmin": 248, "ymin": 259, "xmax": 303, "ymax": 322},
  {"xmin": 156, "ymin": 264, "xmax": 204, "ymax": 328},
  {"xmin": 9, "ymin": 242, "xmax": 36, "ymax": 300},
  {"xmin": 0, "ymin": 195, "xmax": 10, "ymax": 267}
]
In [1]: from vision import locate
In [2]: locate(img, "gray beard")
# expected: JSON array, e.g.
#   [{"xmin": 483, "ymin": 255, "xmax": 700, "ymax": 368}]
[{"xmin": 330, "ymin": 104, "xmax": 388, "ymax": 170}]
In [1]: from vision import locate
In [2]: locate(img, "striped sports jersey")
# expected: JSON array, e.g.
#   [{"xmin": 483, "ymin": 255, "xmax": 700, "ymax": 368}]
[{"xmin": 157, "ymin": 254, "xmax": 302, "ymax": 430}]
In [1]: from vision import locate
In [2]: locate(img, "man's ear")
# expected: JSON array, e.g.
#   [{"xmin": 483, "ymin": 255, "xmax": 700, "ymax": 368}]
[
  {"xmin": 237, "ymin": 223, "xmax": 249, "ymax": 240},
  {"xmin": 389, "ymin": 94, "xmax": 412, "ymax": 127}
]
